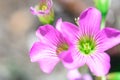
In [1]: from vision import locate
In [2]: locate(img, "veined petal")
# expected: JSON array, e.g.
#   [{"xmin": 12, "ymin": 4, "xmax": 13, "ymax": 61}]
[
  {"xmin": 36, "ymin": 25, "xmax": 64, "ymax": 46},
  {"xmin": 63, "ymin": 47, "xmax": 86, "ymax": 69},
  {"xmin": 56, "ymin": 18, "xmax": 79, "ymax": 40},
  {"xmin": 86, "ymin": 52, "xmax": 110, "ymax": 76},
  {"xmin": 98, "ymin": 27, "xmax": 120, "ymax": 51},
  {"xmin": 43, "ymin": 27, "xmax": 66, "ymax": 46},
  {"xmin": 59, "ymin": 50, "xmax": 73, "ymax": 63},
  {"xmin": 30, "ymin": 42, "xmax": 56, "ymax": 62},
  {"xmin": 67, "ymin": 69, "xmax": 81, "ymax": 80},
  {"xmin": 38, "ymin": 57, "xmax": 59, "ymax": 73},
  {"xmin": 36, "ymin": 24, "xmax": 54, "ymax": 42},
  {"xmin": 79, "ymin": 7, "xmax": 101, "ymax": 34}
]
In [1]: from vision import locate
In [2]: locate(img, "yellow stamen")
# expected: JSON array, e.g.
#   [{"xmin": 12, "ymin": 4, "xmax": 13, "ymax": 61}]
[
  {"xmin": 41, "ymin": 5, "xmax": 47, "ymax": 10},
  {"xmin": 56, "ymin": 43, "xmax": 68, "ymax": 55}
]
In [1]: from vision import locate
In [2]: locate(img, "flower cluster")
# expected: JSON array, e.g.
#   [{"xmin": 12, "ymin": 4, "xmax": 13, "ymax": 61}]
[
  {"xmin": 30, "ymin": 7, "xmax": 120, "ymax": 77},
  {"xmin": 30, "ymin": 0, "xmax": 120, "ymax": 79}
]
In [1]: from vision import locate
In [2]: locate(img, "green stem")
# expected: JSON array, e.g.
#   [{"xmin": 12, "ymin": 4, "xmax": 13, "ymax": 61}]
[{"xmin": 100, "ymin": 17, "xmax": 106, "ymax": 29}]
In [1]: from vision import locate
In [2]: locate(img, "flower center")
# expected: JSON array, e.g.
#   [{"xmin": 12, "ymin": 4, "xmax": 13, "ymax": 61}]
[
  {"xmin": 41, "ymin": 5, "xmax": 47, "ymax": 10},
  {"xmin": 77, "ymin": 35, "xmax": 96, "ymax": 55},
  {"xmin": 39, "ymin": 4, "xmax": 48, "ymax": 11},
  {"xmin": 56, "ymin": 43, "xmax": 69, "ymax": 55}
]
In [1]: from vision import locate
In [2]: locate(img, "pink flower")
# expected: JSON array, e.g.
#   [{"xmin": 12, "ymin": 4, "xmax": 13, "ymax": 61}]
[
  {"xmin": 30, "ymin": 0, "xmax": 53, "ymax": 15},
  {"xmin": 56, "ymin": 7, "xmax": 120, "ymax": 76},
  {"xmin": 30, "ymin": 0, "xmax": 54, "ymax": 24},
  {"xmin": 67, "ymin": 69, "xmax": 93, "ymax": 80},
  {"xmin": 30, "ymin": 19, "xmax": 73, "ymax": 73}
]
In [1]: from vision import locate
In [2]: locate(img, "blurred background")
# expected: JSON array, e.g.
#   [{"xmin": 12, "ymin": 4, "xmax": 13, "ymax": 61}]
[{"xmin": 0, "ymin": 0, "xmax": 120, "ymax": 80}]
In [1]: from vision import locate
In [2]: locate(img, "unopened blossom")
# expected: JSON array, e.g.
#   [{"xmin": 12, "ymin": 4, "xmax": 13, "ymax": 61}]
[
  {"xmin": 94, "ymin": 0, "xmax": 111, "ymax": 29},
  {"xmin": 56, "ymin": 7, "xmax": 120, "ymax": 76},
  {"xmin": 30, "ymin": 0, "xmax": 54, "ymax": 24},
  {"xmin": 30, "ymin": 19, "xmax": 73, "ymax": 73},
  {"xmin": 67, "ymin": 69, "xmax": 93, "ymax": 80},
  {"xmin": 94, "ymin": 0, "xmax": 111, "ymax": 17}
]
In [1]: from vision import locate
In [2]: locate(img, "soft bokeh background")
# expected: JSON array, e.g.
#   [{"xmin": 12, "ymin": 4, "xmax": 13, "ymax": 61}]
[{"xmin": 0, "ymin": 0, "xmax": 120, "ymax": 80}]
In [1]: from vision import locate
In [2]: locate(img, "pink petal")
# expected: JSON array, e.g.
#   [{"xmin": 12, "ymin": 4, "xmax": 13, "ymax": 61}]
[
  {"xmin": 59, "ymin": 50, "xmax": 73, "ymax": 63},
  {"xmin": 36, "ymin": 24, "xmax": 54, "ymax": 42},
  {"xmin": 30, "ymin": 42, "xmax": 56, "ymax": 62},
  {"xmin": 56, "ymin": 18, "xmax": 79, "ymax": 40},
  {"xmin": 55, "ymin": 18, "xmax": 62, "ymax": 31},
  {"xmin": 47, "ymin": 0, "xmax": 53, "ymax": 8},
  {"xmin": 63, "ymin": 48, "xmax": 86, "ymax": 69},
  {"xmin": 67, "ymin": 69, "xmax": 81, "ymax": 80},
  {"xmin": 82, "ymin": 74, "xmax": 93, "ymax": 80},
  {"xmin": 79, "ymin": 7, "xmax": 101, "ymax": 34},
  {"xmin": 86, "ymin": 52, "xmax": 110, "ymax": 76},
  {"xmin": 36, "ymin": 24, "xmax": 66, "ymax": 47},
  {"xmin": 38, "ymin": 57, "xmax": 59, "ymax": 73},
  {"xmin": 98, "ymin": 27, "xmax": 120, "ymax": 51},
  {"xmin": 30, "ymin": 7, "xmax": 37, "ymax": 15},
  {"xmin": 43, "ymin": 27, "xmax": 66, "ymax": 46}
]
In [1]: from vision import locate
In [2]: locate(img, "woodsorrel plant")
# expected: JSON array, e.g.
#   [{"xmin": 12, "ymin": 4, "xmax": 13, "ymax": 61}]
[{"xmin": 30, "ymin": 0, "xmax": 120, "ymax": 80}]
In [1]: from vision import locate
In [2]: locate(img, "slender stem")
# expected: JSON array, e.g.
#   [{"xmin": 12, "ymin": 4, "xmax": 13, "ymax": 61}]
[{"xmin": 100, "ymin": 17, "xmax": 106, "ymax": 29}]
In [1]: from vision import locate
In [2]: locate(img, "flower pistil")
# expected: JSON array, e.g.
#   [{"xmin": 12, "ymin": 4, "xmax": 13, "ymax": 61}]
[{"xmin": 77, "ymin": 35, "xmax": 96, "ymax": 55}]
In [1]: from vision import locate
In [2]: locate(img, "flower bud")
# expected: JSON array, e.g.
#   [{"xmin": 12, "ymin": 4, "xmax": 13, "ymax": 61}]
[
  {"xmin": 94, "ymin": 0, "xmax": 111, "ymax": 17},
  {"xmin": 30, "ymin": 0, "xmax": 54, "ymax": 24},
  {"xmin": 94, "ymin": 0, "xmax": 111, "ymax": 29}
]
